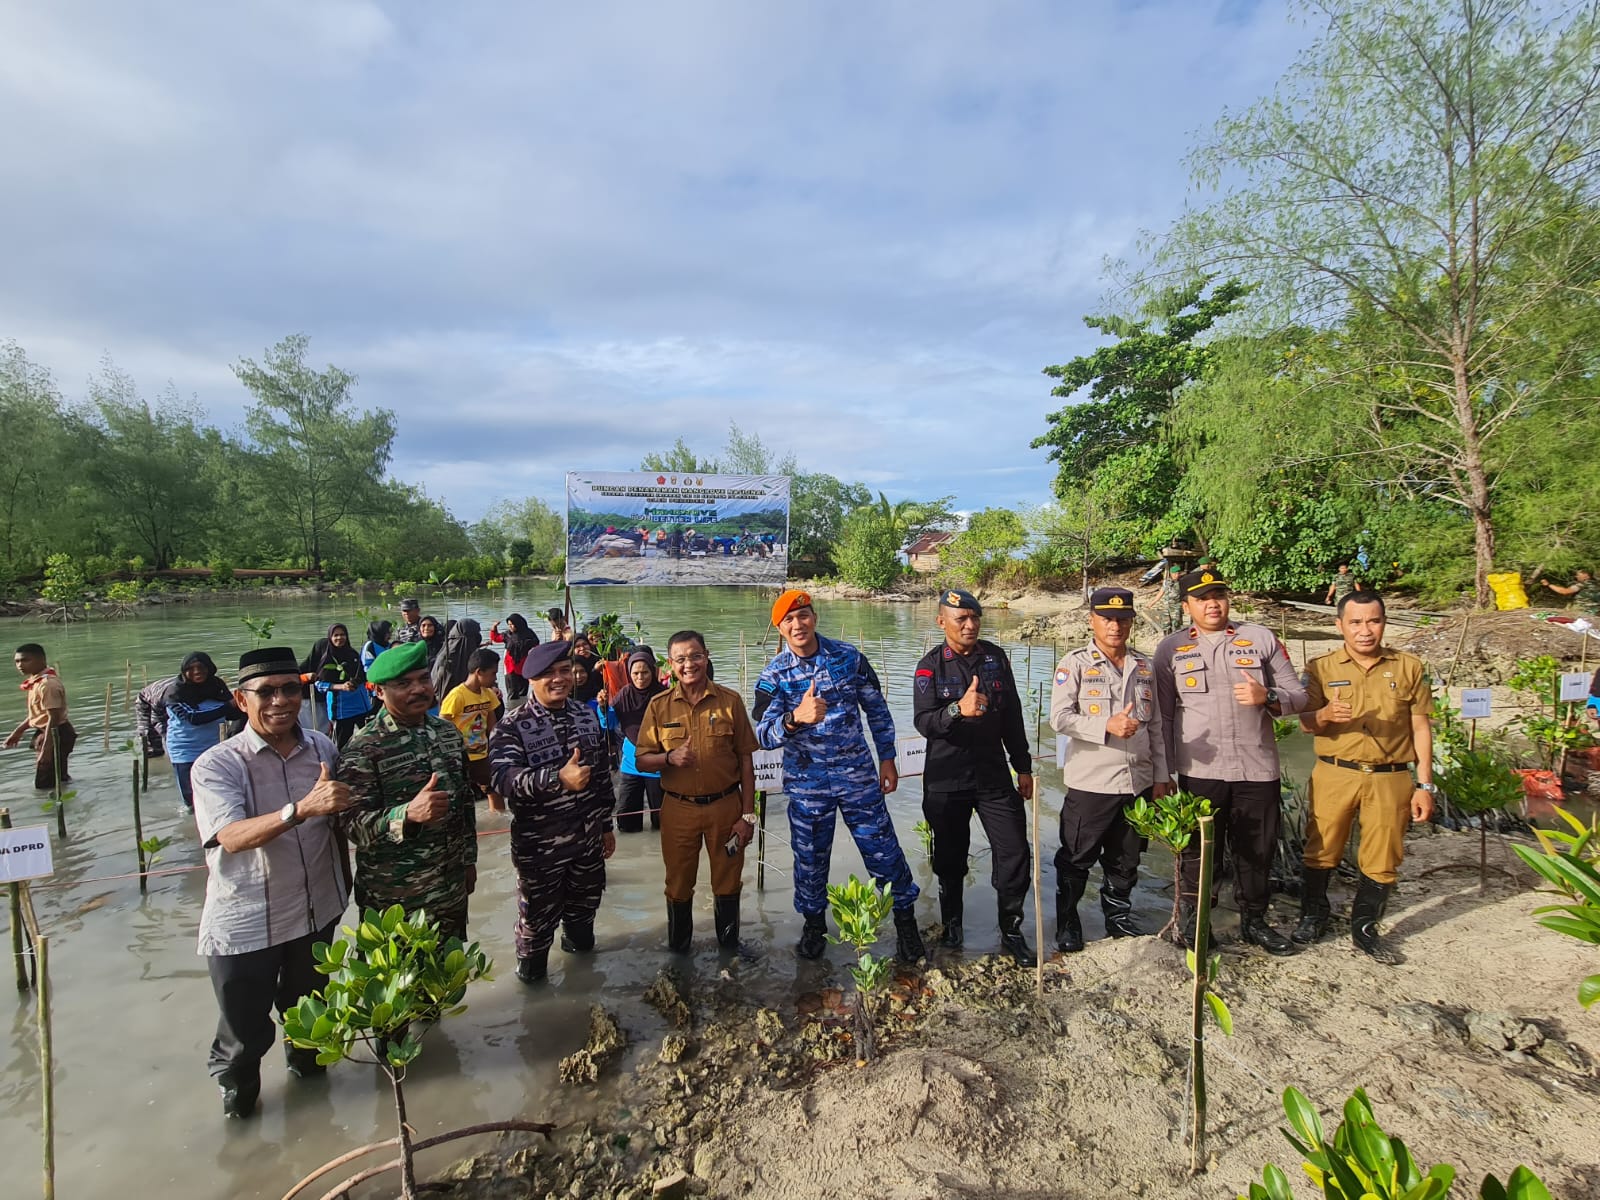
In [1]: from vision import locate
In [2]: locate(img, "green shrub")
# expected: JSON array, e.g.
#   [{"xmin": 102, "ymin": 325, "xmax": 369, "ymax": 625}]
[{"xmin": 41, "ymin": 554, "xmax": 86, "ymax": 604}]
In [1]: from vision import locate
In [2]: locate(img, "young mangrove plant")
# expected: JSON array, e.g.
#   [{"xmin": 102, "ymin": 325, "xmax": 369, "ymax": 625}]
[
  {"xmin": 1512, "ymin": 806, "xmax": 1600, "ymax": 1010},
  {"xmin": 1126, "ymin": 788, "xmax": 1213, "ymax": 942},
  {"xmin": 1436, "ymin": 746, "xmax": 1525, "ymax": 892},
  {"xmin": 1240, "ymin": 1086, "xmax": 1550, "ymax": 1200},
  {"xmin": 826, "ymin": 874, "xmax": 896, "ymax": 1063}
]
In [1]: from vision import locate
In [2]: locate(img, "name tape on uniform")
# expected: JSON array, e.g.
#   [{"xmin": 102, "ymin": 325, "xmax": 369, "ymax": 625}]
[
  {"xmin": 1459, "ymin": 688, "xmax": 1493, "ymax": 719},
  {"xmin": 1559, "ymin": 672, "xmax": 1590, "ymax": 703},
  {"xmin": 0, "ymin": 825, "xmax": 54, "ymax": 883},
  {"xmin": 752, "ymin": 737, "xmax": 929, "ymax": 794}
]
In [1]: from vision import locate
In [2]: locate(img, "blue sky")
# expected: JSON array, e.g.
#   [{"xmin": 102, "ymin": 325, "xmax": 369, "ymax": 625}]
[{"xmin": 0, "ymin": 1, "xmax": 1308, "ymax": 523}]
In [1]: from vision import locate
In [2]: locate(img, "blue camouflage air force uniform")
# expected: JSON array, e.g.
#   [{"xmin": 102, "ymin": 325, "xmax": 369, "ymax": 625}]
[
  {"xmin": 753, "ymin": 634, "xmax": 919, "ymax": 918},
  {"xmin": 488, "ymin": 698, "xmax": 615, "ymax": 968}
]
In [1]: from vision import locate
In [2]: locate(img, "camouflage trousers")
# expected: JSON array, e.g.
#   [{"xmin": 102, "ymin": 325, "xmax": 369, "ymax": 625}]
[
  {"xmin": 513, "ymin": 836, "xmax": 607, "ymax": 956},
  {"xmin": 786, "ymin": 785, "xmax": 919, "ymax": 916}
]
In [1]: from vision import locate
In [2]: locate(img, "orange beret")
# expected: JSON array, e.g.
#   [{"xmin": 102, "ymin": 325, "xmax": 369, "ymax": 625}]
[{"xmin": 771, "ymin": 588, "xmax": 813, "ymax": 626}]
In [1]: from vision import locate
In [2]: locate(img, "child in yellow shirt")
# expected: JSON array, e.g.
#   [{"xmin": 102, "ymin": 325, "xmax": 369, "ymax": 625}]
[{"xmin": 440, "ymin": 648, "xmax": 506, "ymax": 811}]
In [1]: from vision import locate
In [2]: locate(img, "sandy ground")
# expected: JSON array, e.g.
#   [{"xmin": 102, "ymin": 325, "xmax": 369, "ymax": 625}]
[{"xmin": 434, "ymin": 827, "xmax": 1600, "ymax": 1200}]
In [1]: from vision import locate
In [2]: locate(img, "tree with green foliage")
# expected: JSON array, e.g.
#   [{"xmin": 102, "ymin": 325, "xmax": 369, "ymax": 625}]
[
  {"xmin": 836, "ymin": 492, "xmax": 959, "ymax": 590},
  {"xmin": 640, "ymin": 437, "xmax": 718, "ymax": 474},
  {"xmin": 789, "ymin": 472, "xmax": 870, "ymax": 573},
  {"xmin": 942, "ymin": 507, "xmax": 1026, "ymax": 586},
  {"xmin": 234, "ymin": 334, "xmax": 397, "ymax": 572},
  {"xmin": 1159, "ymin": 0, "xmax": 1600, "ymax": 605},
  {"xmin": 0, "ymin": 342, "xmax": 69, "ymax": 583},
  {"xmin": 471, "ymin": 495, "xmax": 565, "ymax": 572}
]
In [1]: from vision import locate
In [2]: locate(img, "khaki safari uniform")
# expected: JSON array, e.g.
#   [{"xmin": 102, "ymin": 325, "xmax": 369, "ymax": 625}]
[
  {"xmin": 1301, "ymin": 646, "xmax": 1431, "ymax": 885},
  {"xmin": 635, "ymin": 681, "xmax": 757, "ymax": 902}
]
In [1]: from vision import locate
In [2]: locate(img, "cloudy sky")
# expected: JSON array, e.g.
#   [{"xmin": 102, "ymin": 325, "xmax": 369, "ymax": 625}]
[{"xmin": 1, "ymin": 1, "xmax": 1309, "ymax": 522}]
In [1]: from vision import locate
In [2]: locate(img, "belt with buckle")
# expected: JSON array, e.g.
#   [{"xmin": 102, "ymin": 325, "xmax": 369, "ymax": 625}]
[
  {"xmin": 1317, "ymin": 755, "xmax": 1409, "ymax": 774},
  {"xmin": 665, "ymin": 783, "xmax": 741, "ymax": 805}
]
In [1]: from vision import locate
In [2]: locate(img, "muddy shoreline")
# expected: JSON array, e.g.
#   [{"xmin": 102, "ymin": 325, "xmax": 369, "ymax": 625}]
[{"xmin": 416, "ymin": 829, "xmax": 1599, "ymax": 1200}]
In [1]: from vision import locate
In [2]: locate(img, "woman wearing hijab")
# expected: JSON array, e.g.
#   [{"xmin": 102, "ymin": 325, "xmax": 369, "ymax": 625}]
[
  {"xmin": 605, "ymin": 647, "xmax": 664, "ymax": 832},
  {"xmin": 164, "ymin": 651, "xmax": 241, "ymax": 814},
  {"xmin": 489, "ymin": 613, "xmax": 538, "ymax": 704},
  {"xmin": 361, "ymin": 620, "xmax": 393, "ymax": 670},
  {"xmin": 301, "ymin": 622, "xmax": 372, "ymax": 747},
  {"xmin": 430, "ymin": 617, "xmax": 483, "ymax": 700},
  {"xmin": 418, "ymin": 615, "xmax": 446, "ymax": 664}
]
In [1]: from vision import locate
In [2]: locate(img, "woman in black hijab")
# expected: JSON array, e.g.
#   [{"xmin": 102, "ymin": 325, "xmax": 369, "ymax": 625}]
[
  {"xmin": 164, "ymin": 652, "xmax": 242, "ymax": 812},
  {"xmin": 430, "ymin": 617, "xmax": 482, "ymax": 700},
  {"xmin": 605, "ymin": 646, "xmax": 665, "ymax": 831},
  {"xmin": 489, "ymin": 613, "xmax": 538, "ymax": 703},
  {"xmin": 300, "ymin": 623, "xmax": 371, "ymax": 746},
  {"xmin": 419, "ymin": 615, "xmax": 446, "ymax": 664},
  {"xmin": 361, "ymin": 620, "xmax": 393, "ymax": 670}
]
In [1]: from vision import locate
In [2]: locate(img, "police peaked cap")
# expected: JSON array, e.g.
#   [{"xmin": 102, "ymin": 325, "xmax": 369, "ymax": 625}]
[
  {"xmin": 1178, "ymin": 569, "xmax": 1230, "ymax": 596},
  {"xmin": 1088, "ymin": 587, "xmax": 1135, "ymax": 614}
]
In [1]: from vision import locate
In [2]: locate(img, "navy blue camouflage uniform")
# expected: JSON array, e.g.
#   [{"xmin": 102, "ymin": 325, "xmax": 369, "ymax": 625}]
[
  {"xmin": 489, "ymin": 698, "xmax": 615, "ymax": 957},
  {"xmin": 753, "ymin": 634, "xmax": 918, "ymax": 916}
]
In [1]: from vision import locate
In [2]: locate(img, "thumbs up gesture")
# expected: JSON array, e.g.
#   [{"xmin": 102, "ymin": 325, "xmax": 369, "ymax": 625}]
[
  {"xmin": 793, "ymin": 680, "xmax": 829, "ymax": 725},
  {"xmin": 559, "ymin": 745, "xmax": 593, "ymax": 792},
  {"xmin": 301, "ymin": 759, "xmax": 353, "ymax": 815},
  {"xmin": 1105, "ymin": 701, "xmax": 1141, "ymax": 739},
  {"xmin": 958, "ymin": 673, "xmax": 987, "ymax": 717},
  {"xmin": 406, "ymin": 771, "xmax": 451, "ymax": 824},
  {"xmin": 1232, "ymin": 662, "xmax": 1269, "ymax": 707},
  {"xmin": 1321, "ymin": 686, "xmax": 1354, "ymax": 725}
]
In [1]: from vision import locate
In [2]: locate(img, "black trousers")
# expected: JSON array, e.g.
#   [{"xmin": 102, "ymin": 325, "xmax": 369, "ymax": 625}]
[
  {"xmin": 505, "ymin": 672, "xmax": 529, "ymax": 704},
  {"xmin": 923, "ymin": 782, "xmax": 1032, "ymax": 898},
  {"xmin": 615, "ymin": 771, "xmax": 663, "ymax": 833},
  {"xmin": 1177, "ymin": 775, "xmax": 1282, "ymax": 915},
  {"xmin": 31, "ymin": 723, "xmax": 76, "ymax": 790},
  {"xmin": 1055, "ymin": 787, "xmax": 1149, "ymax": 894},
  {"xmin": 206, "ymin": 921, "xmax": 338, "ymax": 1082}
]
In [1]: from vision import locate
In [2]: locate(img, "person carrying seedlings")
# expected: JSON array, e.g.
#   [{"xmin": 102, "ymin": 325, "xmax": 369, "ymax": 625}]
[
  {"xmin": 1154, "ymin": 569, "xmax": 1309, "ymax": 956},
  {"xmin": 635, "ymin": 630, "xmax": 758, "ymax": 953},
  {"xmin": 338, "ymin": 640, "xmax": 479, "ymax": 943},
  {"xmin": 190, "ymin": 646, "xmax": 356, "ymax": 1119},
  {"xmin": 440, "ymin": 646, "xmax": 505, "ymax": 811},
  {"xmin": 5, "ymin": 642, "xmax": 77, "ymax": 790},
  {"xmin": 1295, "ymin": 592, "xmax": 1435, "ymax": 964},
  {"xmin": 912, "ymin": 588, "xmax": 1036, "ymax": 965},
  {"xmin": 1050, "ymin": 588, "xmax": 1172, "ymax": 949},
  {"xmin": 752, "ymin": 591, "xmax": 924, "ymax": 964},
  {"xmin": 489, "ymin": 640, "xmax": 616, "ymax": 983}
]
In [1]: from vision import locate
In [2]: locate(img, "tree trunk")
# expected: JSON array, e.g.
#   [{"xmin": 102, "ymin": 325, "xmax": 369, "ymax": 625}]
[
  {"xmin": 390, "ymin": 1071, "xmax": 417, "ymax": 1200},
  {"xmin": 1451, "ymin": 356, "xmax": 1495, "ymax": 608}
]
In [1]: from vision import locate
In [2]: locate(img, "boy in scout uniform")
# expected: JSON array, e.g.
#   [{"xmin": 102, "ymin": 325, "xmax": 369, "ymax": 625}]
[
  {"xmin": 1155, "ymin": 570, "xmax": 1308, "ymax": 955},
  {"xmin": 635, "ymin": 630, "xmax": 758, "ymax": 953},
  {"xmin": 1296, "ymin": 593, "xmax": 1435, "ymax": 963},
  {"xmin": 1049, "ymin": 587, "xmax": 1171, "ymax": 951}
]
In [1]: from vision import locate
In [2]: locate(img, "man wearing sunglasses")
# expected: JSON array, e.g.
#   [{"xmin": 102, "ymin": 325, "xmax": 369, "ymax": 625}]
[{"xmin": 190, "ymin": 647, "xmax": 357, "ymax": 1119}]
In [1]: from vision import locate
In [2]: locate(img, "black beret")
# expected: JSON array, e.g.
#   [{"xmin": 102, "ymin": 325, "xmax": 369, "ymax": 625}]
[
  {"xmin": 1178, "ymin": 569, "xmax": 1229, "ymax": 596},
  {"xmin": 238, "ymin": 646, "xmax": 299, "ymax": 683},
  {"xmin": 1088, "ymin": 587, "xmax": 1135, "ymax": 615},
  {"xmin": 939, "ymin": 588, "xmax": 983, "ymax": 615},
  {"xmin": 400, "ymin": 597, "xmax": 420, "ymax": 610},
  {"xmin": 521, "ymin": 639, "xmax": 573, "ymax": 680}
]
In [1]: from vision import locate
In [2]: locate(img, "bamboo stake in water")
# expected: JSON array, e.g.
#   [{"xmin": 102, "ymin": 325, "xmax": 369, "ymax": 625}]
[
  {"xmin": 51, "ymin": 730, "xmax": 66, "ymax": 840},
  {"xmin": 4, "ymin": 808, "xmax": 28, "ymax": 993},
  {"xmin": 103, "ymin": 682, "xmax": 113, "ymax": 751},
  {"xmin": 1189, "ymin": 814, "xmax": 1216, "ymax": 1176},
  {"xmin": 756, "ymin": 790, "xmax": 768, "ymax": 892},
  {"xmin": 124, "ymin": 660, "xmax": 132, "ymax": 712},
  {"xmin": 38, "ymin": 934, "xmax": 55, "ymax": 1200},
  {"xmin": 1032, "ymin": 785, "xmax": 1043, "ymax": 999},
  {"xmin": 133, "ymin": 759, "xmax": 148, "ymax": 894}
]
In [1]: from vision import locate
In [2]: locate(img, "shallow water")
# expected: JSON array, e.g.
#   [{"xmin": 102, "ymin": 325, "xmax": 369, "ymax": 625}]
[{"xmin": 0, "ymin": 585, "xmax": 1316, "ymax": 1199}]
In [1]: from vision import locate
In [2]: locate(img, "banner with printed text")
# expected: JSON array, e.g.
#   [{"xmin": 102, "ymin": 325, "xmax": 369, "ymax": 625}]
[{"xmin": 565, "ymin": 471, "xmax": 791, "ymax": 587}]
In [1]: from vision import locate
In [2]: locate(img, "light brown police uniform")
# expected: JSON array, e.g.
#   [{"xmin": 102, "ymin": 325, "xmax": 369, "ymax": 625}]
[
  {"xmin": 635, "ymin": 680, "xmax": 757, "ymax": 902},
  {"xmin": 1301, "ymin": 646, "xmax": 1430, "ymax": 885}
]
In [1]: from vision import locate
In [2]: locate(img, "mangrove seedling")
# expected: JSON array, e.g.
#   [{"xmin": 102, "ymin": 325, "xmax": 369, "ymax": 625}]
[
  {"xmin": 1240, "ymin": 1086, "xmax": 1550, "ymax": 1200},
  {"xmin": 1512, "ymin": 806, "xmax": 1600, "ymax": 1010},
  {"xmin": 239, "ymin": 614, "xmax": 276, "ymax": 647},
  {"xmin": 913, "ymin": 818, "xmax": 934, "ymax": 859},
  {"xmin": 826, "ymin": 874, "xmax": 896, "ymax": 1063},
  {"xmin": 1125, "ymin": 788, "xmax": 1213, "ymax": 942},
  {"xmin": 282, "ymin": 905, "xmax": 493, "ymax": 1199},
  {"xmin": 1436, "ymin": 746, "xmax": 1525, "ymax": 891}
]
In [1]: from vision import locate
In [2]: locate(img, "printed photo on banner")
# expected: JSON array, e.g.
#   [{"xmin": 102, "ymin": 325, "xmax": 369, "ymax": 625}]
[{"xmin": 565, "ymin": 471, "xmax": 791, "ymax": 587}]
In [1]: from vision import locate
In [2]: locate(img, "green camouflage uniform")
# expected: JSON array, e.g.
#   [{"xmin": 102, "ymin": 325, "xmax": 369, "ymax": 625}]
[
  {"xmin": 1331, "ymin": 572, "xmax": 1356, "ymax": 605},
  {"xmin": 338, "ymin": 709, "xmax": 479, "ymax": 941},
  {"xmin": 1160, "ymin": 572, "xmax": 1183, "ymax": 635},
  {"xmin": 1575, "ymin": 578, "xmax": 1600, "ymax": 612}
]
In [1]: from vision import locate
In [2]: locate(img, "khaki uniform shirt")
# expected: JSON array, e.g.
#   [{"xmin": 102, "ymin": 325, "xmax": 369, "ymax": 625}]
[
  {"xmin": 1302, "ymin": 646, "xmax": 1431, "ymax": 765},
  {"xmin": 1050, "ymin": 643, "xmax": 1168, "ymax": 795},
  {"xmin": 636, "ymin": 680, "xmax": 758, "ymax": 797},
  {"xmin": 1154, "ymin": 622, "xmax": 1309, "ymax": 782},
  {"xmin": 25, "ymin": 673, "xmax": 68, "ymax": 728}
]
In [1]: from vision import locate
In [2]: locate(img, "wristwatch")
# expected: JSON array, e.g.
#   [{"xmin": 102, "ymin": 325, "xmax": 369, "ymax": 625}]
[
  {"xmin": 946, "ymin": 700, "xmax": 963, "ymax": 720},
  {"xmin": 279, "ymin": 801, "xmax": 302, "ymax": 827},
  {"xmin": 740, "ymin": 812, "xmax": 758, "ymax": 826},
  {"xmin": 781, "ymin": 713, "xmax": 799, "ymax": 734},
  {"xmin": 1265, "ymin": 687, "xmax": 1279, "ymax": 707},
  {"xmin": 1417, "ymin": 781, "xmax": 1437, "ymax": 794}
]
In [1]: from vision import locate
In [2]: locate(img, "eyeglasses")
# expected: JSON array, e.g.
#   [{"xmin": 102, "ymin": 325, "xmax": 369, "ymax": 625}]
[
  {"xmin": 669, "ymin": 653, "xmax": 708, "ymax": 666},
  {"xmin": 240, "ymin": 684, "xmax": 303, "ymax": 702}
]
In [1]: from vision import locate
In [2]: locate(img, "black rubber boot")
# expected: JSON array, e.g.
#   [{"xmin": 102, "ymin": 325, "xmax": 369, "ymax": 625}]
[
  {"xmin": 284, "ymin": 1043, "xmax": 326, "ymax": 1079},
  {"xmin": 1351, "ymin": 873, "xmax": 1398, "ymax": 964},
  {"xmin": 1241, "ymin": 912, "xmax": 1297, "ymax": 956},
  {"xmin": 1055, "ymin": 870, "xmax": 1088, "ymax": 953},
  {"xmin": 516, "ymin": 948, "xmax": 549, "ymax": 984},
  {"xmin": 937, "ymin": 876, "xmax": 964, "ymax": 949},
  {"xmin": 560, "ymin": 918, "xmax": 595, "ymax": 953},
  {"xmin": 894, "ymin": 907, "xmax": 926, "ymax": 965},
  {"xmin": 1292, "ymin": 867, "xmax": 1333, "ymax": 945},
  {"xmin": 714, "ymin": 894, "xmax": 740, "ymax": 949},
  {"xmin": 796, "ymin": 911, "xmax": 827, "ymax": 960},
  {"xmin": 217, "ymin": 1068, "xmax": 260, "ymax": 1119},
  {"xmin": 1100, "ymin": 885, "xmax": 1141, "ymax": 938},
  {"xmin": 667, "ymin": 900, "xmax": 693, "ymax": 953},
  {"xmin": 997, "ymin": 894, "xmax": 1037, "ymax": 967}
]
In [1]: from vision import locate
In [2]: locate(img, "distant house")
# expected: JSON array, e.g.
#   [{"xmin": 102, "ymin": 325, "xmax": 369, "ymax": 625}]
[{"xmin": 906, "ymin": 531, "xmax": 956, "ymax": 573}]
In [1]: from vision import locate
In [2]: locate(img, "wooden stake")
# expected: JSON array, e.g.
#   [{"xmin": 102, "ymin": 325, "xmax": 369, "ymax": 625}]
[
  {"xmin": 103, "ymin": 682, "xmax": 113, "ymax": 751},
  {"xmin": 133, "ymin": 759, "xmax": 148, "ymax": 894},
  {"xmin": 124, "ymin": 660, "xmax": 133, "ymax": 712},
  {"xmin": 4, "ymin": 808, "xmax": 29, "ymax": 993},
  {"xmin": 1190, "ymin": 814, "xmax": 1216, "ymax": 1176},
  {"xmin": 51, "ymin": 729, "xmax": 66, "ymax": 840},
  {"xmin": 739, "ymin": 629, "xmax": 748, "ymax": 695},
  {"xmin": 38, "ymin": 934, "xmax": 55, "ymax": 1200},
  {"xmin": 756, "ymin": 790, "xmax": 768, "ymax": 892},
  {"xmin": 1032, "ymin": 785, "xmax": 1043, "ymax": 1000}
]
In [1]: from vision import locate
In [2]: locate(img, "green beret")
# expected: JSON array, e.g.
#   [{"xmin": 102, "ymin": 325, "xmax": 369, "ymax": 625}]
[{"xmin": 367, "ymin": 641, "xmax": 428, "ymax": 685}]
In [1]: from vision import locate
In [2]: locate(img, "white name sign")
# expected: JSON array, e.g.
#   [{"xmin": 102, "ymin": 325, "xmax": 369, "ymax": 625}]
[
  {"xmin": 1459, "ymin": 688, "xmax": 1493, "ymax": 719},
  {"xmin": 753, "ymin": 747, "xmax": 784, "ymax": 792},
  {"xmin": 0, "ymin": 825, "xmax": 54, "ymax": 883},
  {"xmin": 751, "ymin": 736, "xmax": 931, "ymax": 794},
  {"xmin": 1559, "ymin": 672, "xmax": 1591, "ymax": 703}
]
